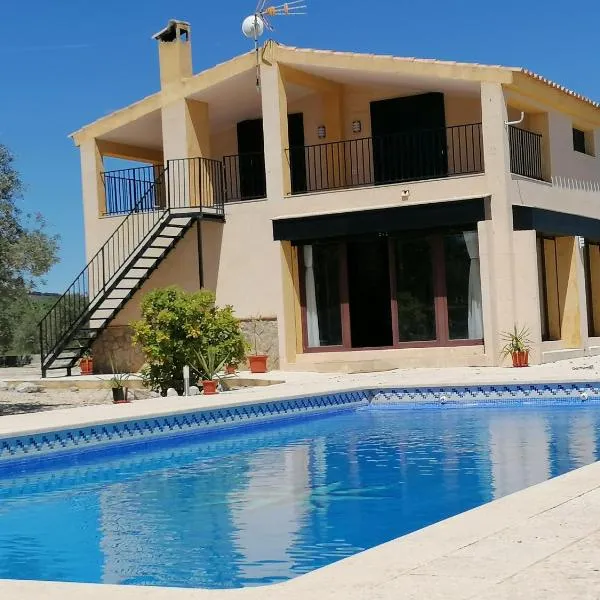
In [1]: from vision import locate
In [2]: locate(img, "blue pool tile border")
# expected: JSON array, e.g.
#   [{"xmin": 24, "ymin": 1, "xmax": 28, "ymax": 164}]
[
  {"xmin": 2, "ymin": 381, "xmax": 600, "ymax": 465},
  {"xmin": 0, "ymin": 391, "xmax": 368, "ymax": 464},
  {"xmin": 370, "ymin": 381, "xmax": 600, "ymax": 406}
]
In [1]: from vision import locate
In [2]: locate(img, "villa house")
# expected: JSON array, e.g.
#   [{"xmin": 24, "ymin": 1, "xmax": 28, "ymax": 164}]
[{"xmin": 40, "ymin": 19, "xmax": 600, "ymax": 376}]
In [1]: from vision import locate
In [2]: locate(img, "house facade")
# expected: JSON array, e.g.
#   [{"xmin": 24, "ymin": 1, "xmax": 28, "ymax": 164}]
[{"xmin": 39, "ymin": 20, "xmax": 600, "ymax": 376}]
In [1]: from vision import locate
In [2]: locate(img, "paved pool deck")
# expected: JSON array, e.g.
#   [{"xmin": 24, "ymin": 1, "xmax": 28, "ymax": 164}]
[{"xmin": 2, "ymin": 357, "xmax": 600, "ymax": 598}]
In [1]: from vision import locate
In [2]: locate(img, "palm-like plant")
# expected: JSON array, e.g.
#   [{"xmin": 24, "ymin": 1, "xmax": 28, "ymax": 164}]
[
  {"xmin": 190, "ymin": 347, "xmax": 229, "ymax": 382},
  {"xmin": 500, "ymin": 325, "xmax": 532, "ymax": 358}
]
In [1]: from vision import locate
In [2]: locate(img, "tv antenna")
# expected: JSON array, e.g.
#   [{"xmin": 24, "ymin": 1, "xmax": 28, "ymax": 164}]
[{"xmin": 242, "ymin": 1, "xmax": 307, "ymax": 90}]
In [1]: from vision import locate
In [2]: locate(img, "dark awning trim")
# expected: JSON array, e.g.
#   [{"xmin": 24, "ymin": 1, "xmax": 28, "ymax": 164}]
[
  {"xmin": 273, "ymin": 198, "xmax": 487, "ymax": 242},
  {"xmin": 513, "ymin": 206, "xmax": 600, "ymax": 241}
]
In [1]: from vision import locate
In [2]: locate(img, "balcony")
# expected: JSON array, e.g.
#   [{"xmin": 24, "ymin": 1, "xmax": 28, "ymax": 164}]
[
  {"xmin": 102, "ymin": 158, "xmax": 225, "ymax": 217},
  {"xmin": 509, "ymin": 126, "xmax": 544, "ymax": 181},
  {"xmin": 286, "ymin": 123, "xmax": 484, "ymax": 195},
  {"xmin": 102, "ymin": 155, "xmax": 268, "ymax": 216}
]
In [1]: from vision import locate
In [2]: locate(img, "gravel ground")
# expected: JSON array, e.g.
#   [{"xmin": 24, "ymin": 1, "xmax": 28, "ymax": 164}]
[{"xmin": 0, "ymin": 387, "xmax": 115, "ymax": 417}]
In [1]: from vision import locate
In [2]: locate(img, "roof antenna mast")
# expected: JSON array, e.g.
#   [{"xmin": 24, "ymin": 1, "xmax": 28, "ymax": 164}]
[{"xmin": 242, "ymin": 0, "xmax": 307, "ymax": 91}]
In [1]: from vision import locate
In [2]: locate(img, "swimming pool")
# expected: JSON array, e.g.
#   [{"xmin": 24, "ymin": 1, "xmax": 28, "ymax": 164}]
[{"xmin": 1, "ymin": 397, "xmax": 599, "ymax": 588}]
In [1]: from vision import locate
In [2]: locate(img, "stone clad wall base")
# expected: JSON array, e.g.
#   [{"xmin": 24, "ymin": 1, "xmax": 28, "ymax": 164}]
[
  {"xmin": 240, "ymin": 319, "xmax": 280, "ymax": 370},
  {"xmin": 90, "ymin": 321, "xmax": 280, "ymax": 374},
  {"xmin": 91, "ymin": 326, "xmax": 145, "ymax": 374}
]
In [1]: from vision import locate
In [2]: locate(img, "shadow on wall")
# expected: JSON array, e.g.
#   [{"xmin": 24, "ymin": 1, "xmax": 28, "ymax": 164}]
[{"xmin": 201, "ymin": 220, "xmax": 223, "ymax": 291}]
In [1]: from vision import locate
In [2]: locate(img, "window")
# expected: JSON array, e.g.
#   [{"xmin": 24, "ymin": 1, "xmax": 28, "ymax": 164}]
[
  {"xmin": 300, "ymin": 230, "xmax": 484, "ymax": 351},
  {"xmin": 573, "ymin": 127, "xmax": 594, "ymax": 156},
  {"xmin": 444, "ymin": 233, "xmax": 483, "ymax": 340},
  {"xmin": 302, "ymin": 244, "xmax": 342, "ymax": 347},
  {"xmin": 395, "ymin": 238, "xmax": 436, "ymax": 342}
]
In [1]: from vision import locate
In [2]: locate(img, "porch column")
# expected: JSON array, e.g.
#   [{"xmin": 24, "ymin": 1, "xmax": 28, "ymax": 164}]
[
  {"xmin": 512, "ymin": 229, "xmax": 543, "ymax": 363},
  {"xmin": 80, "ymin": 138, "xmax": 106, "ymax": 258},
  {"xmin": 278, "ymin": 241, "xmax": 302, "ymax": 367},
  {"xmin": 481, "ymin": 82, "xmax": 517, "ymax": 363},
  {"xmin": 260, "ymin": 62, "xmax": 290, "ymax": 199},
  {"xmin": 161, "ymin": 98, "xmax": 211, "ymax": 207}
]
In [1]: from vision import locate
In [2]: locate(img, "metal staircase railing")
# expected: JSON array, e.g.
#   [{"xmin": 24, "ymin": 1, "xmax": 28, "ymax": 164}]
[
  {"xmin": 39, "ymin": 157, "xmax": 226, "ymax": 376},
  {"xmin": 39, "ymin": 167, "xmax": 169, "ymax": 374}
]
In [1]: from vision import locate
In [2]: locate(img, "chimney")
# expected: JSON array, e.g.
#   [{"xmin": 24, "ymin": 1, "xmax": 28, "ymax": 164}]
[{"xmin": 152, "ymin": 20, "xmax": 192, "ymax": 89}]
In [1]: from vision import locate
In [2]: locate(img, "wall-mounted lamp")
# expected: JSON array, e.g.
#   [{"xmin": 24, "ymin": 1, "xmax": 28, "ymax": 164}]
[
  {"xmin": 352, "ymin": 120, "xmax": 362, "ymax": 133},
  {"xmin": 317, "ymin": 125, "xmax": 327, "ymax": 139}
]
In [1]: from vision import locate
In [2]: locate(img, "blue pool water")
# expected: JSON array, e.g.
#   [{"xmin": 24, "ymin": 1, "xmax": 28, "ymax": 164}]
[{"xmin": 1, "ymin": 404, "xmax": 600, "ymax": 588}]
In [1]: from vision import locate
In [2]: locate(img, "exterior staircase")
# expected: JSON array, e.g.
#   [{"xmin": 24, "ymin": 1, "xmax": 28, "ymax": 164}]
[{"xmin": 39, "ymin": 158, "xmax": 225, "ymax": 377}]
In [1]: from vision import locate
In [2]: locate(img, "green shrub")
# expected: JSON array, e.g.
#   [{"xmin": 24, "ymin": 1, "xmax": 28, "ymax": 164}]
[{"xmin": 131, "ymin": 287, "xmax": 248, "ymax": 393}]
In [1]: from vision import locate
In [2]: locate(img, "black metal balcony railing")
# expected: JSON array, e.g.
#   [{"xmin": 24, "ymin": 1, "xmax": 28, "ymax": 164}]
[
  {"xmin": 223, "ymin": 152, "xmax": 266, "ymax": 202},
  {"xmin": 509, "ymin": 125, "xmax": 544, "ymax": 181},
  {"xmin": 102, "ymin": 165, "xmax": 162, "ymax": 215},
  {"xmin": 102, "ymin": 158, "xmax": 226, "ymax": 216},
  {"xmin": 287, "ymin": 123, "xmax": 484, "ymax": 195},
  {"xmin": 168, "ymin": 157, "xmax": 225, "ymax": 212}
]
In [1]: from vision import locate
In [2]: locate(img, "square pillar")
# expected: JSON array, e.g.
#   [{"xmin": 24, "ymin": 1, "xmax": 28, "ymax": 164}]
[
  {"xmin": 80, "ymin": 139, "xmax": 106, "ymax": 255},
  {"xmin": 278, "ymin": 241, "xmax": 302, "ymax": 366},
  {"xmin": 481, "ymin": 82, "xmax": 518, "ymax": 362},
  {"xmin": 260, "ymin": 62, "xmax": 290, "ymax": 199},
  {"xmin": 512, "ymin": 229, "xmax": 543, "ymax": 363},
  {"xmin": 161, "ymin": 99, "xmax": 211, "ymax": 207}
]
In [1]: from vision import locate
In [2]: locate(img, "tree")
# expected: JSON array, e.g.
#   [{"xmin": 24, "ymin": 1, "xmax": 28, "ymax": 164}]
[{"xmin": 0, "ymin": 144, "xmax": 59, "ymax": 354}]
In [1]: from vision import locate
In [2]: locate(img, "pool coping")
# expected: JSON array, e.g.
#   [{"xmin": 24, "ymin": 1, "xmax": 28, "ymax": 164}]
[{"xmin": 2, "ymin": 375, "xmax": 600, "ymax": 440}]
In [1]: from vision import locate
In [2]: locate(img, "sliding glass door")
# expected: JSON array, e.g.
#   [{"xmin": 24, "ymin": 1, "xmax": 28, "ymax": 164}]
[{"xmin": 300, "ymin": 230, "xmax": 484, "ymax": 352}]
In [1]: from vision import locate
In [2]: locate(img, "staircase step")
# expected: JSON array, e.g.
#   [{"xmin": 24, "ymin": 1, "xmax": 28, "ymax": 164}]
[
  {"xmin": 152, "ymin": 240, "xmax": 173, "ymax": 249},
  {"xmin": 141, "ymin": 248, "xmax": 167, "ymax": 257},
  {"xmin": 46, "ymin": 364, "xmax": 76, "ymax": 371}
]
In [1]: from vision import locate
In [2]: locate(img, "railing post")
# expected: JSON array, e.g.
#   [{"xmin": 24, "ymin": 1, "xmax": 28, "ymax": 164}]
[
  {"xmin": 39, "ymin": 322, "xmax": 45, "ymax": 374},
  {"xmin": 101, "ymin": 246, "xmax": 106, "ymax": 290}
]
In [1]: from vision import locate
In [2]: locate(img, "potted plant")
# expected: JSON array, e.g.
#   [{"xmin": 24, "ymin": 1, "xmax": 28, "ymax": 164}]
[
  {"xmin": 190, "ymin": 347, "xmax": 229, "ymax": 395},
  {"xmin": 108, "ymin": 371, "xmax": 131, "ymax": 403},
  {"xmin": 225, "ymin": 363, "xmax": 237, "ymax": 375},
  {"xmin": 79, "ymin": 350, "xmax": 93, "ymax": 375},
  {"xmin": 501, "ymin": 325, "xmax": 532, "ymax": 367},
  {"xmin": 247, "ymin": 316, "xmax": 269, "ymax": 374}
]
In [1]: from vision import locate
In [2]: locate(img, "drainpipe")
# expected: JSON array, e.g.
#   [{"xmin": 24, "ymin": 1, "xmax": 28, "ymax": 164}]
[{"xmin": 505, "ymin": 111, "xmax": 525, "ymax": 126}]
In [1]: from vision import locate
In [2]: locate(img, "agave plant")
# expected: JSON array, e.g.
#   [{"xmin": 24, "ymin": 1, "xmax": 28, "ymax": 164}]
[
  {"xmin": 500, "ymin": 325, "xmax": 532, "ymax": 358},
  {"xmin": 190, "ymin": 347, "xmax": 229, "ymax": 382}
]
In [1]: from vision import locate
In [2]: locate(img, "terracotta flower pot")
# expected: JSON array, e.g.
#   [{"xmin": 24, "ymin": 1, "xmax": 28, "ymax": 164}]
[
  {"xmin": 225, "ymin": 364, "xmax": 237, "ymax": 375},
  {"xmin": 512, "ymin": 350, "xmax": 529, "ymax": 367},
  {"xmin": 112, "ymin": 387, "xmax": 129, "ymax": 403},
  {"xmin": 202, "ymin": 380, "xmax": 218, "ymax": 395},
  {"xmin": 248, "ymin": 355, "xmax": 268, "ymax": 374},
  {"xmin": 79, "ymin": 357, "xmax": 93, "ymax": 375}
]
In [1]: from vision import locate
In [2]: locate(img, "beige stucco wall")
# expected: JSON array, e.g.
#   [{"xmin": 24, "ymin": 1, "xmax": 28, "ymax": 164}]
[
  {"xmin": 506, "ymin": 98, "xmax": 600, "ymax": 185},
  {"xmin": 202, "ymin": 200, "xmax": 280, "ymax": 319},
  {"xmin": 271, "ymin": 174, "xmax": 488, "ymax": 220},
  {"xmin": 508, "ymin": 177, "xmax": 600, "ymax": 220},
  {"xmin": 547, "ymin": 111, "xmax": 600, "ymax": 183}
]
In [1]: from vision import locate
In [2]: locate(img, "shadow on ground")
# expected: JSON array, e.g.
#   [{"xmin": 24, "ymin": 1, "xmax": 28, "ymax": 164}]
[{"xmin": 0, "ymin": 403, "xmax": 68, "ymax": 417}]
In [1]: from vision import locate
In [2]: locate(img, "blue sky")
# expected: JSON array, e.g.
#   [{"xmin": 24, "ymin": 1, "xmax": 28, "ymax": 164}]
[{"xmin": 1, "ymin": 0, "xmax": 597, "ymax": 292}]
